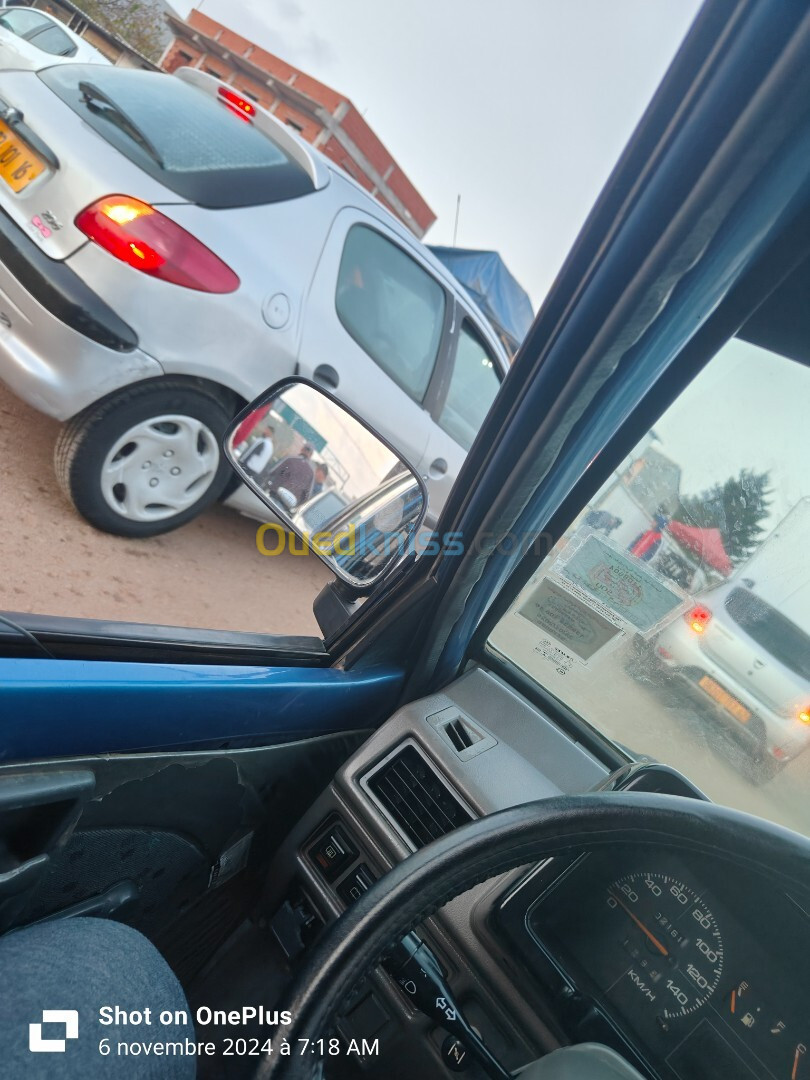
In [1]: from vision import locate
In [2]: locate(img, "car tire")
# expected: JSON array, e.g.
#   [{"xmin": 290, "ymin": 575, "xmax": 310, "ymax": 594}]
[{"xmin": 55, "ymin": 380, "xmax": 237, "ymax": 538}]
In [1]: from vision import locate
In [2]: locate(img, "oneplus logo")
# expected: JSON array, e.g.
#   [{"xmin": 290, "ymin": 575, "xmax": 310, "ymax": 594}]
[{"xmin": 29, "ymin": 1010, "xmax": 79, "ymax": 1053}]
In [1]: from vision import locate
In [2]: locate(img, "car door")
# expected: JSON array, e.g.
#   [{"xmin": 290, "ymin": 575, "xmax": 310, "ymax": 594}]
[
  {"xmin": 296, "ymin": 207, "xmax": 450, "ymax": 487},
  {"xmin": 418, "ymin": 309, "xmax": 506, "ymax": 516}
]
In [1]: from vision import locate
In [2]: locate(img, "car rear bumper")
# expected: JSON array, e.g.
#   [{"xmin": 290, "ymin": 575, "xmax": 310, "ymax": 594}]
[
  {"xmin": 0, "ymin": 207, "xmax": 162, "ymax": 420},
  {"xmin": 654, "ymin": 629, "xmax": 809, "ymax": 759}
]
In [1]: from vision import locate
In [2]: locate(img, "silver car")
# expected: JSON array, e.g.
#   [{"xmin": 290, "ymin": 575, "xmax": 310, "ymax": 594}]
[
  {"xmin": 653, "ymin": 581, "xmax": 810, "ymax": 777},
  {"xmin": 0, "ymin": 6, "xmax": 110, "ymax": 69},
  {"xmin": 0, "ymin": 63, "xmax": 507, "ymax": 536}
]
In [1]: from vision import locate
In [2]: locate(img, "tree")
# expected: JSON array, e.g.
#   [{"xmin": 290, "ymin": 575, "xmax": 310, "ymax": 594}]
[
  {"xmin": 78, "ymin": 0, "xmax": 169, "ymax": 63},
  {"xmin": 673, "ymin": 468, "xmax": 772, "ymax": 564}
]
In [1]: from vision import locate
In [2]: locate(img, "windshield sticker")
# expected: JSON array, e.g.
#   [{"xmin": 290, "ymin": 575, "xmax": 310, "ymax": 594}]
[
  {"xmin": 557, "ymin": 533, "xmax": 684, "ymax": 632},
  {"xmin": 518, "ymin": 576, "xmax": 622, "ymax": 663}
]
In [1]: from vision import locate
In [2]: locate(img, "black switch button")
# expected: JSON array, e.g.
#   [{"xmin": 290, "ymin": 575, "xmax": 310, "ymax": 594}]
[
  {"xmin": 308, "ymin": 825, "xmax": 356, "ymax": 882},
  {"xmin": 337, "ymin": 864, "xmax": 374, "ymax": 905},
  {"xmin": 442, "ymin": 1035, "xmax": 471, "ymax": 1072}
]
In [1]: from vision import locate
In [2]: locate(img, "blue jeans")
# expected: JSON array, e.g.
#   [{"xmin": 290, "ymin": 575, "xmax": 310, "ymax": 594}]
[{"xmin": 0, "ymin": 917, "xmax": 196, "ymax": 1078}]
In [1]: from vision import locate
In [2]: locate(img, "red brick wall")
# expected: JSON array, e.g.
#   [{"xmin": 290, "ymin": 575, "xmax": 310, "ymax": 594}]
[{"xmin": 163, "ymin": 41, "xmax": 203, "ymax": 73}]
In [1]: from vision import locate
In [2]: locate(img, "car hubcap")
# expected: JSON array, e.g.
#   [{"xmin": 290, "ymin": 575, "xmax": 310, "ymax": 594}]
[{"xmin": 100, "ymin": 413, "xmax": 220, "ymax": 522}]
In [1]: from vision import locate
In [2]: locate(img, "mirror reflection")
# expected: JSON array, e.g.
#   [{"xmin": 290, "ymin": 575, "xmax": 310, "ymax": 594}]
[{"xmin": 226, "ymin": 380, "xmax": 426, "ymax": 588}]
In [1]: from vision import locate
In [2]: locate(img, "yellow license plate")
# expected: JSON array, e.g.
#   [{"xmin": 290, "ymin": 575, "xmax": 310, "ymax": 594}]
[
  {"xmin": 0, "ymin": 118, "xmax": 46, "ymax": 193},
  {"xmin": 699, "ymin": 675, "xmax": 751, "ymax": 724}
]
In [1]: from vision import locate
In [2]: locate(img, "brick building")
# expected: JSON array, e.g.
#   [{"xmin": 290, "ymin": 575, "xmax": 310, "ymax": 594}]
[{"xmin": 160, "ymin": 9, "xmax": 436, "ymax": 238}]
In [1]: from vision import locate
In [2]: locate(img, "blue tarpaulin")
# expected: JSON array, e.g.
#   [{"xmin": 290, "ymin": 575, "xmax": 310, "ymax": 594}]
[{"xmin": 429, "ymin": 246, "xmax": 534, "ymax": 355}]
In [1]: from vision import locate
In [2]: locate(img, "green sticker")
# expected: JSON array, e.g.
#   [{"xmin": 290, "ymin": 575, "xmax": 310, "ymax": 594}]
[{"xmin": 560, "ymin": 535, "xmax": 683, "ymax": 632}]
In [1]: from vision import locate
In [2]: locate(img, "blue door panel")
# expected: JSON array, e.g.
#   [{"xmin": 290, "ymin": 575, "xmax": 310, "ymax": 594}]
[{"xmin": 0, "ymin": 659, "xmax": 403, "ymax": 762}]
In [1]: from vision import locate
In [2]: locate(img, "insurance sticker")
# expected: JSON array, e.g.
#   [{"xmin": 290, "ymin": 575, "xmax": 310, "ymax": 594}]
[
  {"xmin": 519, "ymin": 576, "xmax": 622, "ymax": 663},
  {"xmin": 558, "ymin": 533, "xmax": 683, "ymax": 632}
]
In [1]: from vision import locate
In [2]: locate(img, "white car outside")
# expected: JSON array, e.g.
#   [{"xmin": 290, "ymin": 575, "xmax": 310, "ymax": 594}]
[
  {"xmin": 653, "ymin": 580, "xmax": 810, "ymax": 775},
  {"xmin": 0, "ymin": 6, "xmax": 111, "ymax": 69},
  {"xmin": 0, "ymin": 62, "xmax": 508, "ymax": 537}
]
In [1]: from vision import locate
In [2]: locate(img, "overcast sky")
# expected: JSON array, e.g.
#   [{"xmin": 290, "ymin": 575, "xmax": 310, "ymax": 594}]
[
  {"xmin": 172, "ymin": 0, "xmax": 702, "ymax": 310},
  {"xmin": 655, "ymin": 339, "xmax": 810, "ymax": 532}
]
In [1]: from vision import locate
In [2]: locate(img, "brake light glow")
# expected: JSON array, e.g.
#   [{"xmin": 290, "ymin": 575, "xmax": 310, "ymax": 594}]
[
  {"xmin": 75, "ymin": 196, "xmax": 239, "ymax": 294},
  {"xmin": 686, "ymin": 606, "xmax": 712, "ymax": 634},
  {"xmin": 218, "ymin": 87, "xmax": 256, "ymax": 121},
  {"xmin": 799, "ymin": 708, "xmax": 810, "ymax": 725}
]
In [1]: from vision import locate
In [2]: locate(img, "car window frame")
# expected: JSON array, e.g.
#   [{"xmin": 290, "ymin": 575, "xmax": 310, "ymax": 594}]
[
  {"xmin": 429, "ymin": 314, "xmax": 505, "ymax": 450},
  {"xmin": 334, "ymin": 221, "xmax": 453, "ymax": 406},
  {"xmin": 461, "ymin": 247, "xmax": 810, "ymax": 769}
]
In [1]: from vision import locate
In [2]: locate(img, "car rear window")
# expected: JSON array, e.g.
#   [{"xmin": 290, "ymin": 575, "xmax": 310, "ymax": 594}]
[
  {"xmin": 724, "ymin": 587, "xmax": 810, "ymax": 680},
  {"xmin": 39, "ymin": 65, "xmax": 315, "ymax": 208}
]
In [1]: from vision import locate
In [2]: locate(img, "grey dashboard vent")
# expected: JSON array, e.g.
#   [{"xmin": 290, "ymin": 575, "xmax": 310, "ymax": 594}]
[
  {"xmin": 428, "ymin": 707, "xmax": 497, "ymax": 760},
  {"xmin": 364, "ymin": 743, "xmax": 473, "ymax": 849}
]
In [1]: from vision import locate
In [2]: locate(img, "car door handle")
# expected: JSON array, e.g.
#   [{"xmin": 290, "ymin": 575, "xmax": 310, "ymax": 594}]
[
  {"xmin": 428, "ymin": 458, "xmax": 448, "ymax": 479},
  {"xmin": 313, "ymin": 364, "xmax": 339, "ymax": 390},
  {"xmin": 752, "ymin": 659, "xmax": 765, "ymax": 669}
]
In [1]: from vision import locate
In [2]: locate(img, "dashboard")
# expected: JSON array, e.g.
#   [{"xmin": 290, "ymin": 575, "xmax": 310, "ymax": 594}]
[
  {"xmin": 261, "ymin": 664, "xmax": 810, "ymax": 1080},
  {"xmin": 498, "ymin": 847, "xmax": 810, "ymax": 1080}
]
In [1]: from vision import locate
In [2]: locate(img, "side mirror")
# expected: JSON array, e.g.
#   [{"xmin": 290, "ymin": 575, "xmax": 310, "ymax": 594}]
[{"xmin": 224, "ymin": 378, "xmax": 428, "ymax": 592}]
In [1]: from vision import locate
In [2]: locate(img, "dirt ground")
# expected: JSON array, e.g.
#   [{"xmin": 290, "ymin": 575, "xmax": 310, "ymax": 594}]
[{"xmin": 0, "ymin": 384, "xmax": 331, "ymax": 636}]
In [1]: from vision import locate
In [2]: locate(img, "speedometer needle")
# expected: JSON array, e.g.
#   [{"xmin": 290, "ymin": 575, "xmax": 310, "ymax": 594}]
[{"xmin": 608, "ymin": 892, "xmax": 670, "ymax": 957}]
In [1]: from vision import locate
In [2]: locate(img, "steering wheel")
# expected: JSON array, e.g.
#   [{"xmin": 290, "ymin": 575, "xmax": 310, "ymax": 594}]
[{"xmin": 255, "ymin": 791, "xmax": 810, "ymax": 1080}]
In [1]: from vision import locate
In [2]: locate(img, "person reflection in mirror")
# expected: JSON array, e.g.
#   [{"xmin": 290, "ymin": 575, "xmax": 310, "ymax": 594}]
[
  {"xmin": 264, "ymin": 442, "xmax": 316, "ymax": 506},
  {"xmin": 311, "ymin": 462, "xmax": 329, "ymax": 496},
  {"xmin": 241, "ymin": 425, "xmax": 275, "ymax": 476},
  {"xmin": 232, "ymin": 405, "xmax": 271, "ymax": 454}
]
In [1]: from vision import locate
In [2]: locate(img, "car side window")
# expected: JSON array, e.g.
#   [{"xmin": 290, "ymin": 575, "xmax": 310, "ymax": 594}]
[
  {"xmin": 335, "ymin": 224, "xmax": 446, "ymax": 402},
  {"xmin": 0, "ymin": 9, "xmax": 50, "ymax": 36},
  {"xmin": 438, "ymin": 322, "xmax": 502, "ymax": 451},
  {"xmin": 26, "ymin": 24, "xmax": 76, "ymax": 56}
]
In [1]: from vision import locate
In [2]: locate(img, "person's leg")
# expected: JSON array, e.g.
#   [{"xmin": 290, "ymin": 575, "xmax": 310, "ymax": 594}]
[{"xmin": 0, "ymin": 917, "xmax": 196, "ymax": 1079}]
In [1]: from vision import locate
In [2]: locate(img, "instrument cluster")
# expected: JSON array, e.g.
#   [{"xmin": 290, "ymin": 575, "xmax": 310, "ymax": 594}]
[{"xmin": 499, "ymin": 847, "xmax": 809, "ymax": 1080}]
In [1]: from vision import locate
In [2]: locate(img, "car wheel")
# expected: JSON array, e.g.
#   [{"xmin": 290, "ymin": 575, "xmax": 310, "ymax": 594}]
[{"xmin": 55, "ymin": 380, "xmax": 236, "ymax": 538}]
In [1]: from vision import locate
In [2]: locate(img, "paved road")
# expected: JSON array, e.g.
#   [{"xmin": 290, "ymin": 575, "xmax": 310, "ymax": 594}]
[
  {"xmin": 0, "ymin": 384, "xmax": 330, "ymax": 636},
  {"xmin": 492, "ymin": 609, "xmax": 810, "ymax": 838}
]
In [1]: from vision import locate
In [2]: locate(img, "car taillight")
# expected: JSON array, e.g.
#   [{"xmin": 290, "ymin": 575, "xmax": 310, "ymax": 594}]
[
  {"xmin": 75, "ymin": 196, "xmax": 240, "ymax": 294},
  {"xmin": 218, "ymin": 86, "xmax": 256, "ymax": 121},
  {"xmin": 686, "ymin": 606, "xmax": 712, "ymax": 634},
  {"xmin": 799, "ymin": 708, "xmax": 810, "ymax": 724}
]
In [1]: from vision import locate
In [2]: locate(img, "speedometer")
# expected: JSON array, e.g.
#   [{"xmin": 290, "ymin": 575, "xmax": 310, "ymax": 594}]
[{"xmin": 606, "ymin": 872, "xmax": 724, "ymax": 1020}]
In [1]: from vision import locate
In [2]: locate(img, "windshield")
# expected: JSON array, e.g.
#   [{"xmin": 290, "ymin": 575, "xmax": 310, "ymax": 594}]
[{"xmin": 489, "ymin": 323, "xmax": 810, "ymax": 838}]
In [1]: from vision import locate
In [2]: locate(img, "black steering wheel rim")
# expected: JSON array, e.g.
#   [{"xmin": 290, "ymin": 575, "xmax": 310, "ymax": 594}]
[{"xmin": 256, "ymin": 791, "xmax": 810, "ymax": 1079}]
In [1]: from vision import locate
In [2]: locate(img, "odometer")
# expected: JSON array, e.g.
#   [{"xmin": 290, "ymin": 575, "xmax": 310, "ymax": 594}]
[{"xmin": 606, "ymin": 872, "xmax": 724, "ymax": 1019}]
